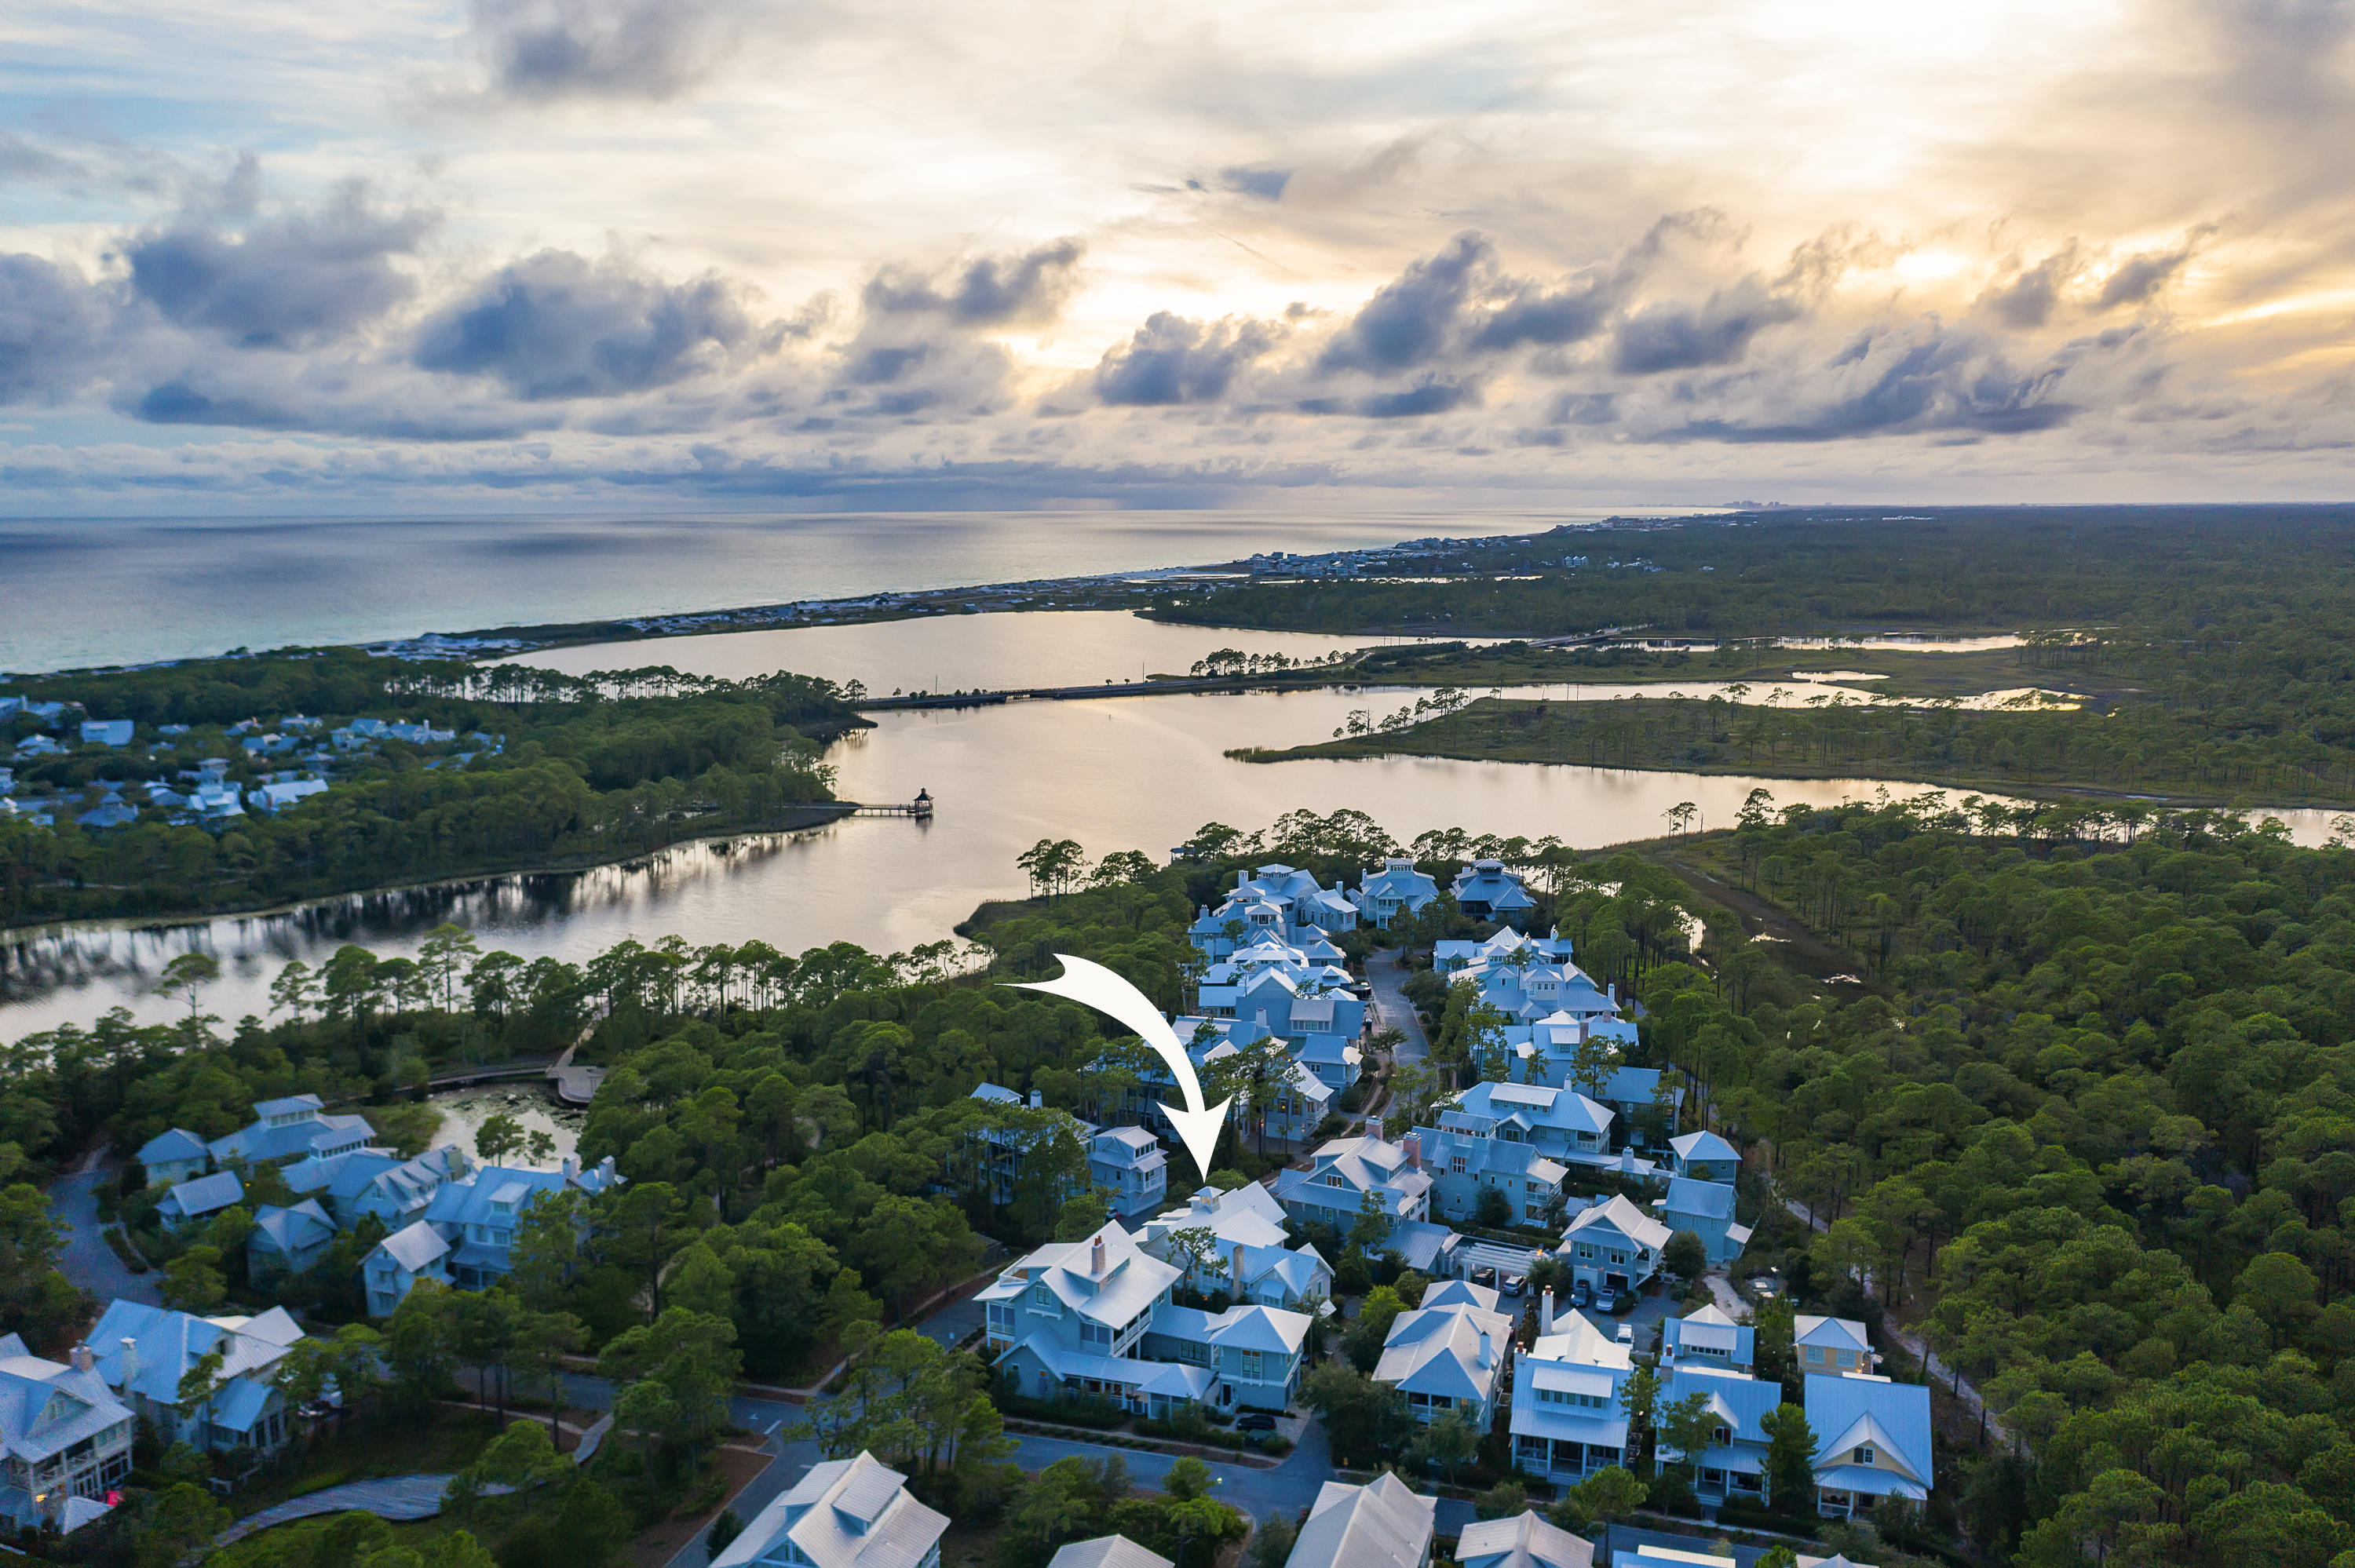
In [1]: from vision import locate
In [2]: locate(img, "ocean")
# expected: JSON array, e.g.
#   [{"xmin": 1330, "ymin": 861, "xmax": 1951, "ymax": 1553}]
[{"xmin": 0, "ymin": 508, "xmax": 1648, "ymax": 674}]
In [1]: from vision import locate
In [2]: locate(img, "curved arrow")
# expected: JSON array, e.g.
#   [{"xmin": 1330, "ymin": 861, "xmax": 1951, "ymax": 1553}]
[{"xmin": 1010, "ymin": 953, "xmax": 1233, "ymax": 1183}]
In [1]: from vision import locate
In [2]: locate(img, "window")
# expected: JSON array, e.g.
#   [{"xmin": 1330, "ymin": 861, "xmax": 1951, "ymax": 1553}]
[
  {"xmin": 1855, "ymin": 1444, "xmax": 1875, "ymax": 1464},
  {"xmin": 1714, "ymin": 1425, "xmax": 1731, "ymax": 1446},
  {"xmin": 1451, "ymin": 1154, "xmax": 1468, "ymax": 1174},
  {"xmin": 1804, "ymin": 1346, "xmax": 1824, "ymax": 1364}
]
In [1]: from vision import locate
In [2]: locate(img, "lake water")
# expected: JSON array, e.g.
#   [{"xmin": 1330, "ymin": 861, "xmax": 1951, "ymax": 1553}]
[
  {"xmin": 0, "ymin": 507, "xmax": 1654, "ymax": 673},
  {"xmin": 497, "ymin": 611, "xmax": 1450, "ymax": 695},
  {"xmin": 8, "ymin": 670, "xmax": 2340, "ymax": 1040},
  {"xmin": 426, "ymin": 1087, "xmax": 583, "ymax": 1169}
]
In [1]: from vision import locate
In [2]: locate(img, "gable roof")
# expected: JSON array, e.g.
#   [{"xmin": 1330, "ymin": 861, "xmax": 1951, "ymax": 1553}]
[
  {"xmin": 1291, "ymin": 1473, "xmax": 1436, "ymax": 1568},
  {"xmin": 1375, "ymin": 1302, "xmax": 1513, "ymax": 1400},
  {"xmin": 1661, "ymin": 1177, "xmax": 1736, "ymax": 1222},
  {"xmin": 251, "ymin": 1200, "xmax": 336, "ymax": 1253},
  {"xmin": 374, "ymin": 1219, "xmax": 451, "ymax": 1273},
  {"xmin": 1455, "ymin": 1510, "xmax": 1595, "ymax": 1568},
  {"xmin": 994, "ymin": 1227, "xmax": 1181, "ymax": 1328},
  {"xmin": 1563, "ymin": 1194, "xmax": 1672, "ymax": 1253},
  {"xmin": 1663, "ymin": 1366, "xmax": 1783, "ymax": 1449},
  {"xmin": 1806, "ymin": 1373, "xmax": 1933, "ymax": 1490},
  {"xmin": 1670, "ymin": 1129, "xmax": 1740, "ymax": 1164},
  {"xmin": 714, "ymin": 1450, "xmax": 948, "ymax": 1568},
  {"xmin": 1047, "ymin": 1537, "xmax": 1174, "ymax": 1568},
  {"xmin": 0, "ymin": 1353, "xmax": 131, "ymax": 1464},
  {"xmin": 137, "ymin": 1128, "xmax": 209, "ymax": 1165},
  {"xmin": 1795, "ymin": 1315, "xmax": 1872, "ymax": 1355},
  {"xmin": 159, "ymin": 1169, "xmax": 245, "ymax": 1219},
  {"xmin": 87, "ymin": 1300, "xmax": 294, "ymax": 1418}
]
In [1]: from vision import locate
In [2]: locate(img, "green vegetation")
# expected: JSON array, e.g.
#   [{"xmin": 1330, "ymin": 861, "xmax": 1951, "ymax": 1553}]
[
  {"xmin": 0, "ymin": 648, "xmax": 857, "ymax": 928},
  {"xmin": 1248, "ymin": 687, "xmax": 2355, "ymax": 808},
  {"xmin": 1185, "ymin": 509, "xmax": 2355, "ymax": 808},
  {"xmin": 1638, "ymin": 795, "xmax": 2355, "ymax": 1564}
]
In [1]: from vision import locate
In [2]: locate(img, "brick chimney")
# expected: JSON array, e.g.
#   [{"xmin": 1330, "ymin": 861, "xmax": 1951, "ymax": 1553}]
[
  {"xmin": 1090, "ymin": 1235, "xmax": 1106, "ymax": 1276},
  {"xmin": 1539, "ymin": 1289, "xmax": 1554, "ymax": 1336},
  {"xmin": 69, "ymin": 1344, "xmax": 93, "ymax": 1373},
  {"xmin": 1402, "ymin": 1135, "xmax": 1421, "ymax": 1171}
]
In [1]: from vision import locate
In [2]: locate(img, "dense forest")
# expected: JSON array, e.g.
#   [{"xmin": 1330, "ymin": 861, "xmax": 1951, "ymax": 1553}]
[
  {"xmin": 1258, "ymin": 689, "xmax": 2355, "ymax": 807},
  {"xmin": 1638, "ymin": 796, "xmax": 2355, "ymax": 1566},
  {"xmin": 0, "ymin": 649, "xmax": 857, "ymax": 926}
]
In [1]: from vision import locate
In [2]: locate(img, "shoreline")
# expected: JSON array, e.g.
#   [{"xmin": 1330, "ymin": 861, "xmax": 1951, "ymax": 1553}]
[{"xmin": 0, "ymin": 802, "xmax": 857, "ymax": 945}]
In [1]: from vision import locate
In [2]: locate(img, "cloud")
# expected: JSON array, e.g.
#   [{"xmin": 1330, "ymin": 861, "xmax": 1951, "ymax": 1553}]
[
  {"xmin": 862, "ymin": 240, "xmax": 1084, "ymax": 326},
  {"xmin": 1649, "ymin": 323, "xmax": 2079, "ymax": 443},
  {"xmin": 1219, "ymin": 166, "xmax": 1293, "ymax": 201},
  {"xmin": 464, "ymin": 0, "xmax": 750, "ymax": 104},
  {"xmin": 413, "ymin": 250, "xmax": 780, "ymax": 399},
  {"xmin": 122, "ymin": 170, "xmax": 434, "ymax": 348},
  {"xmin": 2096, "ymin": 246, "xmax": 2192, "ymax": 308},
  {"xmin": 1317, "ymin": 232, "xmax": 1497, "ymax": 373},
  {"xmin": 1092, "ymin": 312, "xmax": 1283, "ymax": 405},
  {"xmin": 1976, "ymin": 249, "xmax": 2081, "ymax": 330},
  {"xmin": 1610, "ymin": 281, "xmax": 1803, "ymax": 374},
  {"xmin": 0, "ymin": 255, "xmax": 111, "ymax": 404},
  {"xmin": 1470, "ymin": 277, "xmax": 1619, "ymax": 352}
]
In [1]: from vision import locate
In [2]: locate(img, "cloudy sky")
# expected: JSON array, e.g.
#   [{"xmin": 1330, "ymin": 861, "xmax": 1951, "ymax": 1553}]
[{"xmin": 2, "ymin": 0, "xmax": 2352, "ymax": 512}]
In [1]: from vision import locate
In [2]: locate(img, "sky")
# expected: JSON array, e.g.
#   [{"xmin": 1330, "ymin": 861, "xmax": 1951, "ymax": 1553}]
[{"xmin": 2, "ymin": 0, "xmax": 2352, "ymax": 512}]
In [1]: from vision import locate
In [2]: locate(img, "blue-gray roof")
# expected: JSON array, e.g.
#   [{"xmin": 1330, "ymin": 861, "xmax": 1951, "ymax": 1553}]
[
  {"xmin": 137, "ymin": 1128, "xmax": 210, "ymax": 1165},
  {"xmin": 1663, "ymin": 1177, "xmax": 1736, "ymax": 1222},
  {"xmin": 1805, "ymin": 1373, "xmax": 1933, "ymax": 1481},
  {"xmin": 160, "ymin": 1170, "xmax": 245, "ymax": 1219}
]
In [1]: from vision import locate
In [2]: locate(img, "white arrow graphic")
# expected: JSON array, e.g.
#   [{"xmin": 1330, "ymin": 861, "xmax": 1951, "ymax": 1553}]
[{"xmin": 1012, "ymin": 953, "xmax": 1232, "ymax": 1183}]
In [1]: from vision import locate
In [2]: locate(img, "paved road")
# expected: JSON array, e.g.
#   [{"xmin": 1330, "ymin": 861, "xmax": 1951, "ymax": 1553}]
[
  {"xmin": 49, "ymin": 1158, "xmax": 159, "ymax": 1308},
  {"xmin": 1367, "ymin": 950, "xmax": 1429, "ymax": 1067}
]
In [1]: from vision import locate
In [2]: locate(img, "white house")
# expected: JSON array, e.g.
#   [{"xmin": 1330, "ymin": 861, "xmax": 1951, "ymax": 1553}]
[
  {"xmin": 206, "ymin": 1095, "xmax": 374, "ymax": 1169},
  {"xmin": 1351, "ymin": 859, "xmax": 1440, "ymax": 929},
  {"xmin": 364, "ymin": 1220, "xmax": 454, "ymax": 1316},
  {"xmin": 1086, "ymin": 1127, "xmax": 1168, "ymax": 1220},
  {"xmin": 712, "ymin": 1450, "xmax": 948, "ymax": 1568},
  {"xmin": 1138, "ymin": 1184, "xmax": 1334, "ymax": 1313},
  {"xmin": 1454, "ymin": 1511, "xmax": 1594, "ymax": 1568},
  {"xmin": 1795, "ymin": 1315, "xmax": 1877, "ymax": 1376},
  {"xmin": 1510, "ymin": 1298, "xmax": 1635, "ymax": 1484},
  {"xmin": 1284, "ymin": 1473, "xmax": 1435, "ymax": 1568},
  {"xmin": 155, "ymin": 1170, "xmax": 244, "ymax": 1231},
  {"xmin": 1558, "ymin": 1195, "xmax": 1672, "ymax": 1296},
  {"xmin": 1440, "ymin": 1081, "xmax": 1616, "ymax": 1165},
  {"xmin": 1659, "ymin": 1364, "xmax": 1783, "ymax": 1506},
  {"xmin": 982, "ymin": 1227, "xmax": 1310, "ymax": 1416},
  {"xmin": 1451, "ymin": 860, "xmax": 1537, "ymax": 924},
  {"xmin": 248, "ymin": 1200, "xmax": 338, "ymax": 1283},
  {"xmin": 88, "ymin": 1301, "xmax": 303, "ymax": 1454},
  {"xmin": 1374, "ymin": 1279, "xmax": 1514, "ymax": 1428},
  {"xmin": 134, "ymin": 1128, "xmax": 214, "ymax": 1189},
  {"xmin": 1414, "ymin": 1122, "xmax": 1568, "ymax": 1227},
  {"xmin": 1661, "ymin": 1304, "xmax": 1755, "ymax": 1372},
  {"xmin": 1272, "ymin": 1135, "xmax": 1432, "ymax": 1232},
  {"xmin": 1806, "ymin": 1373, "xmax": 1933, "ymax": 1517},
  {"xmin": 1656, "ymin": 1177, "xmax": 1752, "ymax": 1266},
  {"xmin": 0, "ymin": 1335, "xmax": 134, "ymax": 1530}
]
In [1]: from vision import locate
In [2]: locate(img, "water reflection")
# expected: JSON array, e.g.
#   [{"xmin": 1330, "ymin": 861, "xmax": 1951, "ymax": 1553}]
[
  {"xmin": 4, "ymin": 684, "xmax": 2339, "ymax": 1037},
  {"xmin": 429, "ymin": 1087, "xmax": 583, "ymax": 1169}
]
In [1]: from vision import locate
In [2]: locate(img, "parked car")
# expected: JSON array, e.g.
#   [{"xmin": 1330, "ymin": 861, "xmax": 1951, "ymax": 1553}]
[
  {"xmin": 1616, "ymin": 1322, "xmax": 1635, "ymax": 1347},
  {"xmin": 1592, "ymin": 1287, "xmax": 1618, "ymax": 1314},
  {"xmin": 1502, "ymin": 1273, "xmax": 1527, "ymax": 1297},
  {"xmin": 1236, "ymin": 1413, "xmax": 1277, "ymax": 1431},
  {"xmin": 1572, "ymin": 1280, "xmax": 1593, "ymax": 1308},
  {"xmin": 1471, "ymin": 1264, "xmax": 1498, "ymax": 1289}
]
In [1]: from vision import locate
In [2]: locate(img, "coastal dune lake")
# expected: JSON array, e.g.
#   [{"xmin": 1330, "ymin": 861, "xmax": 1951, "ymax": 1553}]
[{"xmin": 5, "ymin": 611, "xmax": 2339, "ymax": 1036}]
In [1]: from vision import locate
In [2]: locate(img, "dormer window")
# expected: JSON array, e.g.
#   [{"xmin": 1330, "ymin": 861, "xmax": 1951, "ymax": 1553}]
[{"xmin": 1855, "ymin": 1443, "xmax": 1875, "ymax": 1464}]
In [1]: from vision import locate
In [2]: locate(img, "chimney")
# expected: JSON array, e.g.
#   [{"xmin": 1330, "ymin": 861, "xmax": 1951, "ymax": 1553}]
[
  {"xmin": 1232, "ymin": 1245, "xmax": 1246, "ymax": 1283},
  {"xmin": 1028, "ymin": 1088, "xmax": 1043, "ymax": 1110},
  {"xmin": 119, "ymin": 1337, "xmax": 138, "ymax": 1384},
  {"xmin": 1090, "ymin": 1236, "xmax": 1107, "ymax": 1276},
  {"xmin": 1402, "ymin": 1135, "xmax": 1421, "ymax": 1171},
  {"xmin": 1540, "ymin": 1289, "xmax": 1555, "ymax": 1336},
  {"xmin": 69, "ymin": 1344, "xmax": 93, "ymax": 1373},
  {"xmin": 1478, "ymin": 1329, "xmax": 1492, "ymax": 1368},
  {"xmin": 561, "ymin": 1155, "xmax": 579, "ymax": 1182}
]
